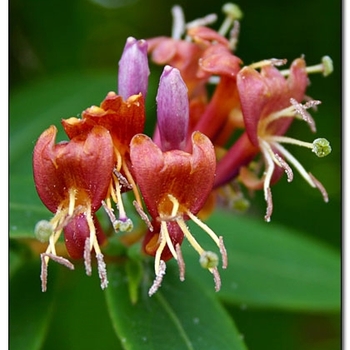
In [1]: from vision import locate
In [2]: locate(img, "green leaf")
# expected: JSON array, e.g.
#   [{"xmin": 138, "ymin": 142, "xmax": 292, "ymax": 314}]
[
  {"xmin": 105, "ymin": 262, "xmax": 247, "ymax": 350},
  {"xmin": 182, "ymin": 211, "xmax": 340, "ymax": 312},
  {"xmin": 9, "ymin": 261, "xmax": 56, "ymax": 350}
]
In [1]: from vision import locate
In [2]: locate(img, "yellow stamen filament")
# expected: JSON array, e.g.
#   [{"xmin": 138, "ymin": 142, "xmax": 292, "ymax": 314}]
[
  {"xmin": 176, "ymin": 218, "xmax": 205, "ymax": 256},
  {"xmin": 186, "ymin": 210, "xmax": 220, "ymax": 247},
  {"xmin": 249, "ymin": 58, "xmax": 287, "ymax": 70},
  {"xmin": 122, "ymin": 161, "xmax": 143, "ymax": 207},
  {"xmin": 68, "ymin": 188, "xmax": 77, "ymax": 216},
  {"xmin": 154, "ymin": 231, "xmax": 167, "ymax": 275},
  {"xmin": 265, "ymin": 135, "xmax": 315, "ymax": 149},
  {"xmin": 161, "ymin": 221, "xmax": 178, "ymax": 260},
  {"xmin": 269, "ymin": 141, "xmax": 316, "ymax": 188},
  {"xmin": 114, "ymin": 178, "xmax": 128, "ymax": 220}
]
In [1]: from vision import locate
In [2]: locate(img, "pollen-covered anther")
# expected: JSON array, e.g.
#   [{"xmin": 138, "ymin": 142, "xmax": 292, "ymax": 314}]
[
  {"xmin": 84, "ymin": 237, "xmax": 92, "ymax": 276},
  {"xmin": 149, "ymin": 260, "xmax": 167, "ymax": 297},
  {"xmin": 274, "ymin": 153, "xmax": 294, "ymax": 182},
  {"xmin": 249, "ymin": 58, "xmax": 288, "ymax": 70},
  {"xmin": 96, "ymin": 253, "xmax": 108, "ymax": 289},
  {"xmin": 176, "ymin": 243, "xmax": 186, "ymax": 281},
  {"xmin": 40, "ymin": 253, "xmax": 74, "ymax": 292}
]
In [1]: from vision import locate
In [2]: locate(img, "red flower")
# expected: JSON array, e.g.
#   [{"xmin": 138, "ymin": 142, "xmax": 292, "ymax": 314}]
[
  {"xmin": 130, "ymin": 131, "xmax": 227, "ymax": 295},
  {"xmin": 33, "ymin": 125, "xmax": 115, "ymax": 291},
  {"xmin": 215, "ymin": 58, "xmax": 331, "ymax": 221},
  {"xmin": 62, "ymin": 91, "xmax": 146, "ymax": 232}
]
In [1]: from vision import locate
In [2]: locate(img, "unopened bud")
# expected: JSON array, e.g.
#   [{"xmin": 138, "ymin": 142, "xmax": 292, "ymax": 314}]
[
  {"xmin": 156, "ymin": 65, "xmax": 189, "ymax": 151},
  {"xmin": 118, "ymin": 37, "xmax": 150, "ymax": 100}
]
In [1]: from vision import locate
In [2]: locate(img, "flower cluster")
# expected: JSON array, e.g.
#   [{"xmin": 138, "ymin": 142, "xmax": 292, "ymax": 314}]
[{"xmin": 33, "ymin": 4, "xmax": 332, "ymax": 295}]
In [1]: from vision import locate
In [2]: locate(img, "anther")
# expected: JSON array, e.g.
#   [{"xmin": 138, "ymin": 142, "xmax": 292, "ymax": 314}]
[
  {"xmin": 96, "ymin": 253, "xmax": 108, "ymax": 289},
  {"xmin": 149, "ymin": 260, "xmax": 166, "ymax": 296}
]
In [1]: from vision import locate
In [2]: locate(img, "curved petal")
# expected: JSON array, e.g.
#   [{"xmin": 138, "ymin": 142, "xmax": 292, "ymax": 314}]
[
  {"xmin": 33, "ymin": 125, "xmax": 115, "ymax": 212},
  {"xmin": 64, "ymin": 213, "xmax": 107, "ymax": 259},
  {"xmin": 130, "ymin": 131, "xmax": 216, "ymax": 219},
  {"xmin": 62, "ymin": 92, "xmax": 145, "ymax": 154}
]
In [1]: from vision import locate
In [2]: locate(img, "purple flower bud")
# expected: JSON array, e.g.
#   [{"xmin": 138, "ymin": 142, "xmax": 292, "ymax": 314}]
[
  {"xmin": 156, "ymin": 65, "xmax": 189, "ymax": 151},
  {"xmin": 118, "ymin": 37, "xmax": 150, "ymax": 100}
]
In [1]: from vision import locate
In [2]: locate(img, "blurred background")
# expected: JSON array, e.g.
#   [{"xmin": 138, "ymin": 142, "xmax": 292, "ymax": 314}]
[{"xmin": 9, "ymin": 0, "xmax": 341, "ymax": 349}]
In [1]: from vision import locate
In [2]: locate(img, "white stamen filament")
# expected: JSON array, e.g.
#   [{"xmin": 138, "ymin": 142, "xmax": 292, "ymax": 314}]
[
  {"xmin": 154, "ymin": 231, "xmax": 167, "ymax": 275},
  {"xmin": 269, "ymin": 141, "xmax": 316, "ymax": 188},
  {"xmin": 68, "ymin": 188, "xmax": 76, "ymax": 216},
  {"xmin": 171, "ymin": 5, "xmax": 186, "ymax": 40},
  {"xmin": 161, "ymin": 221, "xmax": 178, "ymax": 261},
  {"xmin": 265, "ymin": 135, "xmax": 314, "ymax": 150}
]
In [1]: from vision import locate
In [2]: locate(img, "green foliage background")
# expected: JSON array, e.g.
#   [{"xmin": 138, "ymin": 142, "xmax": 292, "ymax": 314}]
[{"xmin": 10, "ymin": 0, "xmax": 341, "ymax": 349}]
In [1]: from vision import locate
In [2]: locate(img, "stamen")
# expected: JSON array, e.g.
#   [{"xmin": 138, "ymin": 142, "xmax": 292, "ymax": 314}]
[
  {"xmin": 280, "ymin": 56, "xmax": 333, "ymax": 77},
  {"xmin": 133, "ymin": 200, "xmax": 153, "ymax": 231},
  {"xmin": 264, "ymin": 187, "xmax": 273, "ymax": 223},
  {"xmin": 113, "ymin": 169, "xmax": 132, "ymax": 190},
  {"xmin": 40, "ymin": 252, "xmax": 74, "ymax": 292},
  {"xmin": 160, "ymin": 221, "xmax": 178, "ymax": 260},
  {"xmin": 210, "ymin": 267, "xmax": 222, "ymax": 292},
  {"xmin": 290, "ymin": 98, "xmax": 317, "ymax": 132},
  {"xmin": 96, "ymin": 253, "xmax": 108, "ymax": 289},
  {"xmin": 228, "ymin": 20, "xmax": 240, "ymax": 51},
  {"xmin": 218, "ymin": 3, "xmax": 243, "ymax": 37},
  {"xmin": 168, "ymin": 194, "xmax": 180, "ymax": 217},
  {"xmin": 308, "ymin": 172, "xmax": 329, "ymax": 202},
  {"xmin": 260, "ymin": 140, "xmax": 275, "ymax": 222},
  {"xmin": 40, "ymin": 255, "xmax": 48, "ymax": 292},
  {"xmin": 149, "ymin": 260, "xmax": 166, "ymax": 297},
  {"xmin": 122, "ymin": 162, "xmax": 143, "ymax": 207},
  {"xmin": 176, "ymin": 243, "xmax": 186, "ymax": 281},
  {"xmin": 154, "ymin": 231, "xmax": 167, "ymax": 275},
  {"xmin": 305, "ymin": 56, "xmax": 333, "ymax": 76},
  {"xmin": 249, "ymin": 58, "xmax": 287, "ymax": 70},
  {"xmin": 68, "ymin": 188, "xmax": 77, "ymax": 216},
  {"xmin": 84, "ymin": 237, "xmax": 92, "ymax": 276},
  {"xmin": 86, "ymin": 208, "xmax": 97, "ymax": 251},
  {"xmin": 186, "ymin": 13, "xmax": 217, "ymax": 30},
  {"xmin": 171, "ymin": 5, "xmax": 186, "ymax": 40},
  {"xmin": 176, "ymin": 217, "xmax": 204, "ymax": 256},
  {"xmin": 270, "ymin": 141, "xmax": 322, "ymax": 189},
  {"xmin": 111, "ymin": 177, "xmax": 134, "ymax": 232},
  {"xmin": 274, "ymin": 153, "xmax": 294, "ymax": 182},
  {"xmin": 186, "ymin": 210, "xmax": 228, "ymax": 269},
  {"xmin": 219, "ymin": 236, "xmax": 228, "ymax": 269}
]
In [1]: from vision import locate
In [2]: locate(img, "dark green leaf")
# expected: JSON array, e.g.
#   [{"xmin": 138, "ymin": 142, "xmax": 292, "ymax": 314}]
[
  {"xmin": 9, "ymin": 261, "xmax": 56, "ymax": 350},
  {"xmin": 182, "ymin": 211, "xmax": 340, "ymax": 312},
  {"xmin": 105, "ymin": 262, "xmax": 247, "ymax": 350}
]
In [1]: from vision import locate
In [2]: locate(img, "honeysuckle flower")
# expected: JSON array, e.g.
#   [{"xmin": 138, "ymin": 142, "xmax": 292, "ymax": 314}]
[
  {"xmin": 147, "ymin": 4, "xmax": 241, "ymax": 101},
  {"xmin": 130, "ymin": 131, "xmax": 227, "ymax": 295},
  {"xmin": 215, "ymin": 57, "xmax": 332, "ymax": 221},
  {"xmin": 33, "ymin": 125, "xmax": 115, "ymax": 291},
  {"xmin": 60, "ymin": 37, "xmax": 149, "ymax": 235},
  {"xmin": 147, "ymin": 5, "xmax": 243, "ymax": 150}
]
